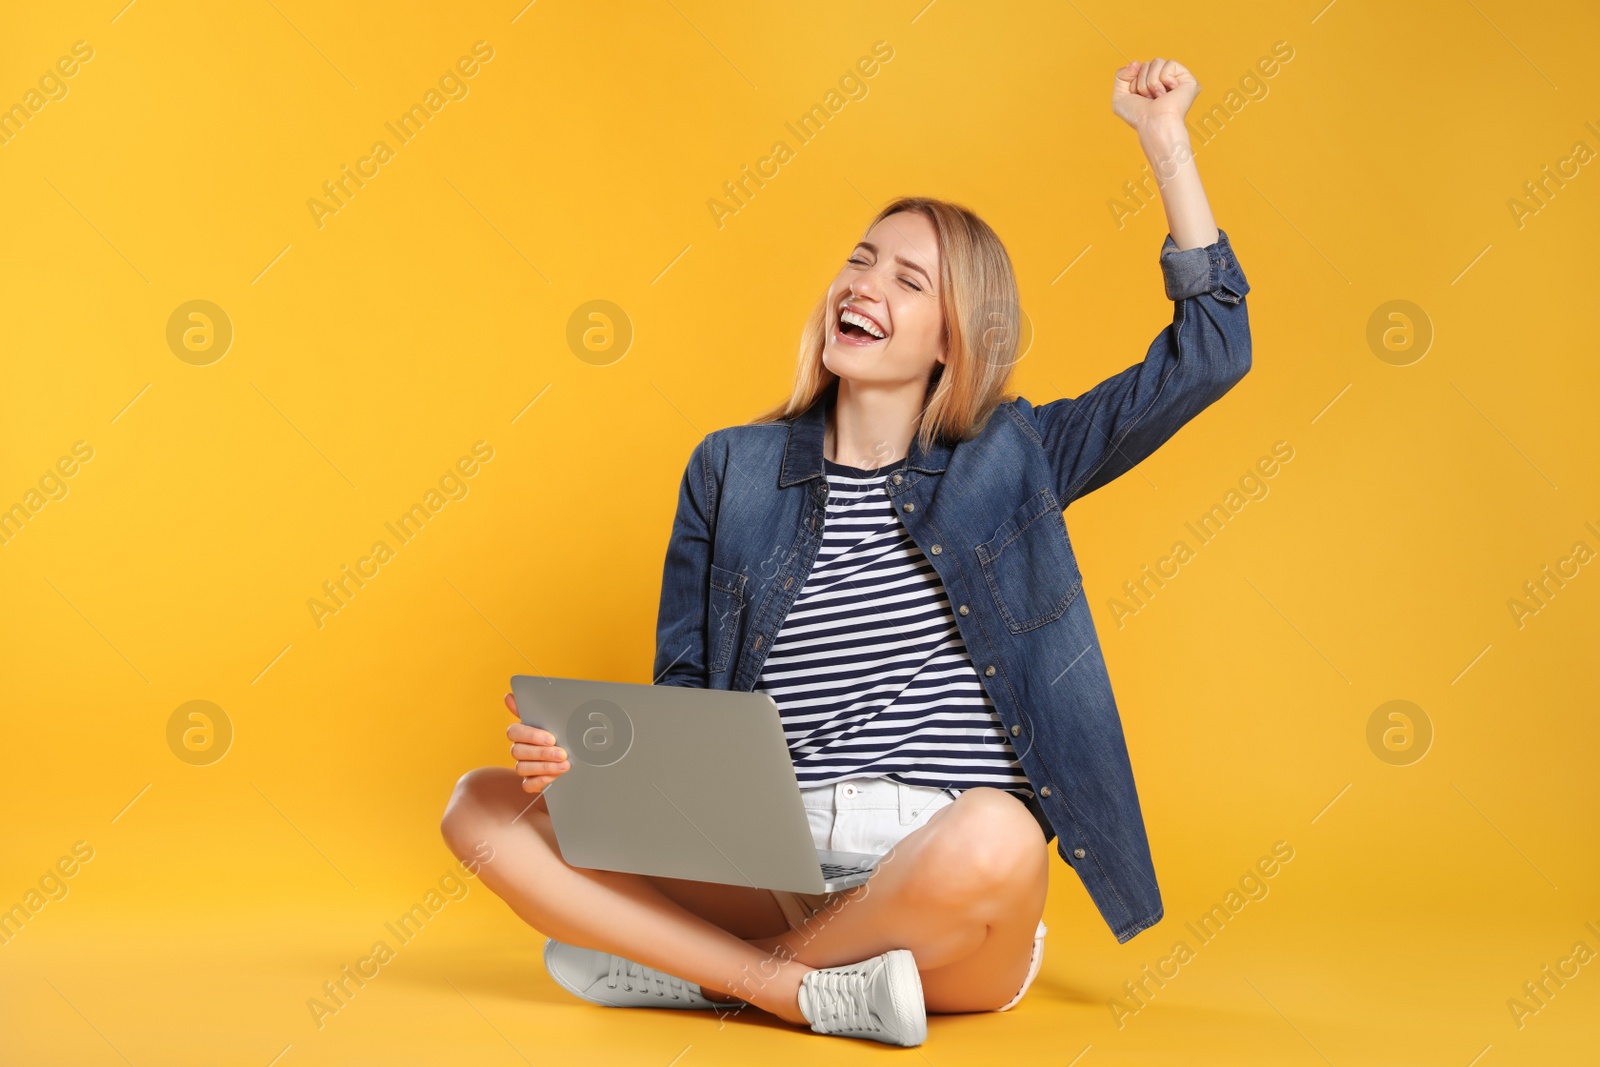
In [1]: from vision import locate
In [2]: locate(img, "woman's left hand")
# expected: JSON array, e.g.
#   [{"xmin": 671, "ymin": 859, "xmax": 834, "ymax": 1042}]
[{"xmin": 1111, "ymin": 57, "xmax": 1201, "ymax": 131}]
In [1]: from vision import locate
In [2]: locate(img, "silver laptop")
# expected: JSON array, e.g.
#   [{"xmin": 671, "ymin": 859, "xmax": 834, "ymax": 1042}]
[{"xmin": 510, "ymin": 674, "xmax": 882, "ymax": 894}]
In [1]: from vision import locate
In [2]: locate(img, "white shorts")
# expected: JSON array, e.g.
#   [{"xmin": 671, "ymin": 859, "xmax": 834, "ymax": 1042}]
[{"xmin": 767, "ymin": 775, "xmax": 1047, "ymax": 1012}]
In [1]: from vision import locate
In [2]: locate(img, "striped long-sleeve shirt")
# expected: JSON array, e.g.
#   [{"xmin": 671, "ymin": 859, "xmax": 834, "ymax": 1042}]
[{"xmin": 755, "ymin": 456, "xmax": 1034, "ymax": 800}]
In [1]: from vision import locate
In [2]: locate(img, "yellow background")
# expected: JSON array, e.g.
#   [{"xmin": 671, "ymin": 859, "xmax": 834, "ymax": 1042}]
[{"xmin": 3, "ymin": 1, "xmax": 1597, "ymax": 1063}]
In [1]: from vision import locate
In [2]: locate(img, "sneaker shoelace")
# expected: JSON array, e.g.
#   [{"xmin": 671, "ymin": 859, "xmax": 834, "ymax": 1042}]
[
  {"xmin": 607, "ymin": 954, "xmax": 696, "ymax": 1001},
  {"xmin": 806, "ymin": 963, "xmax": 882, "ymax": 1034}
]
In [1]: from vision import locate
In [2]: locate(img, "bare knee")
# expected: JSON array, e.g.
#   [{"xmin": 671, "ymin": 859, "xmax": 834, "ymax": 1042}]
[
  {"xmin": 910, "ymin": 789, "xmax": 1047, "ymax": 903},
  {"xmin": 440, "ymin": 766, "xmax": 521, "ymax": 858}
]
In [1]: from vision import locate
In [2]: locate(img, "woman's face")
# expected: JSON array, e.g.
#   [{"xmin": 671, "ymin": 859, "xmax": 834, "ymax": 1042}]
[{"xmin": 821, "ymin": 211, "xmax": 945, "ymax": 387}]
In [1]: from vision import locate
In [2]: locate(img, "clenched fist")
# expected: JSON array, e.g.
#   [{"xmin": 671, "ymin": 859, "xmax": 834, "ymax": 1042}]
[{"xmin": 1112, "ymin": 57, "xmax": 1202, "ymax": 130}]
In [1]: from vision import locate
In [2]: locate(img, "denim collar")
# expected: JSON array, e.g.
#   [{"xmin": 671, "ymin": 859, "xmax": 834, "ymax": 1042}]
[{"xmin": 779, "ymin": 385, "xmax": 954, "ymax": 487}]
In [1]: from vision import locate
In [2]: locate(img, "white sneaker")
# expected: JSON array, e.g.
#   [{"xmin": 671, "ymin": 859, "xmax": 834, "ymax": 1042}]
[
  {"xmin": 797, "ymin": 948, "xmax": 927, "ymax": 1046},
  {"xmin": 543, "ymin": 938, "xmax": 724, "ymax": 1009}
]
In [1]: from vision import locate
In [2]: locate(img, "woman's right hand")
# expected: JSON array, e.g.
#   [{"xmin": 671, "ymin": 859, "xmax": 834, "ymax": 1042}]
[{"xmin": 505, "ymin": 692, "xmax": 570, "ymax": 795}]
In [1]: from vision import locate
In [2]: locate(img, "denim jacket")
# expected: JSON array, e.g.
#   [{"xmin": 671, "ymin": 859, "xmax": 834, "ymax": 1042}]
[{"xmin": 653, "ymin": 229, "xmax": 1252, "ymax": 943}]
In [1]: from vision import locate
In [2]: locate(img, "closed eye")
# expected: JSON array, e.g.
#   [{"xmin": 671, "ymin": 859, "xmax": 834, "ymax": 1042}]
[{"xmin": 847, "ymin": 257, "xmax": 921, "ymax": 292}]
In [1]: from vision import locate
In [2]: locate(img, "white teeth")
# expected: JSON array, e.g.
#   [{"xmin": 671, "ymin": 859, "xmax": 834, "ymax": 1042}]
[{"xmin": 841, "ymin": 308, "xmax": 886, "ymax": 339}]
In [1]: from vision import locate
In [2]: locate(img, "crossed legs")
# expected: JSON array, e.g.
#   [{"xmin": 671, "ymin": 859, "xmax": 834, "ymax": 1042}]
[{"xmin": 439, "ymin": 767, "xmax": 1049, "ymax": 1022}]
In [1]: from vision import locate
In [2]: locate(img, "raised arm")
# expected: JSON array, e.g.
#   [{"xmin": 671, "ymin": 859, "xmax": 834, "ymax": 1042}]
[
  {"xmin": 1025, "ymin": 56, "xmax": 1252, "ymax": 506},
  {"xmin": 1115, "ymin": 57, "xmax": 1216, "ymax": 250}
]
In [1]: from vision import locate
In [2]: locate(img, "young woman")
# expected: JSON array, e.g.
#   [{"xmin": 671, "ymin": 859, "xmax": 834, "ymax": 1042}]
[{"xmin": 440, "ymin": 56, "xmax": 1252, "ymax": 1048}]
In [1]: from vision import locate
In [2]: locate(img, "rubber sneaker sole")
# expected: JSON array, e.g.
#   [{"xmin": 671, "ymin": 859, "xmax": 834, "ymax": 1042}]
[{"xmin": 543, "ymin": 938, "xmax": 720, "ymax": 1010}]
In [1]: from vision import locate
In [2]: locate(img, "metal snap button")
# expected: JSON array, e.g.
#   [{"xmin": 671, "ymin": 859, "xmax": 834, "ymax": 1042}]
[
  {"xmin": 903, "ymin": 501, "xmax": 915, "ymax": 512},
  {"xmin": 985, "ymin": 665, "xmax": 996, "ymax": 677},
  {"xmin": 892, "ymin": 474, "xmax": 903, "ymax": 484},
  {"xmin": 1073, "ymin": 847, "xmax": 1086, "ymax": 859},
  {"xmin": 1040, "ymin": 786, "xmax": 1051, "ymax": 798},
  {"xmin": 1010, "ymin": 724, "xmax": 1021, "ymax": 736},
  {"xmin": 958, "ymin": 605, "xmax": 969, "ymax": 616}
]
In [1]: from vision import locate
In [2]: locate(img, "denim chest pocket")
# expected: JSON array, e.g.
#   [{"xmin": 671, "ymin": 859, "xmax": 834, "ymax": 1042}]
[
  {"xmin": 975, "ymin": 489, "xmax": 1083, "ymax": 634},
  {"xmin": 708, "ymin": 563, "xmax": 747, "ymax": 672}
]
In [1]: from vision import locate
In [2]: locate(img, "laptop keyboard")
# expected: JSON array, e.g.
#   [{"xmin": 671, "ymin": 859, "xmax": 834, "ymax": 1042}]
[{"xmin": 819, "ymin": 862, "xmax": 873, "ymax": 878}]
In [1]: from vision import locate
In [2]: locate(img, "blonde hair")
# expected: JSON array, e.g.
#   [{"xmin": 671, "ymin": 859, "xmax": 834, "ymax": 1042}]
[{"xmin": 748, "ymin": 196, "xmax": 1022, "ymax": 456}]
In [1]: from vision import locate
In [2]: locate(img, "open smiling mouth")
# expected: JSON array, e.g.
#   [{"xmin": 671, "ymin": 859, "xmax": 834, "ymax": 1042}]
[{"xmin": 836, "ymin": 306, "xmax": 888, "ymax": 345}]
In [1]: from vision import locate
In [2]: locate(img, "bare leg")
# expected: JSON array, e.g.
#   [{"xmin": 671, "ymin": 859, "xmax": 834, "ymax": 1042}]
[
  {"xmin": 644, "ymin": 875, "xmax": 793, "ymax": 1005},
  {"xmin": 744, "ymin": 787, "xmax": 1050, "ymax": 1013},
  {"xmin": 440, "ymin": 767, "xmax": 811, "ymax": 1024}
]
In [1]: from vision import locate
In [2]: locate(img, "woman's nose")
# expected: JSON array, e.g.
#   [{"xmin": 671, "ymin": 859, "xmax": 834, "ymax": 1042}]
[{"xmin": 850, "ymin": 272, "xmax": 884, "ymax": 300}]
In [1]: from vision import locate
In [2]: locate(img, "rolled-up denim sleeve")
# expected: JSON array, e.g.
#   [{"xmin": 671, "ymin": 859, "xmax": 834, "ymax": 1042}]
[
  {"xmin": 1160, "ymin": 229, "xmax": 1251, "ymax": 303},
  {"xmin": 1026, "ymin": 229, "xmax": 1253, "ymax": 506},
  {"xmin": 652, "ymin": 434, "xmax": 718, "ymax": 688}
]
